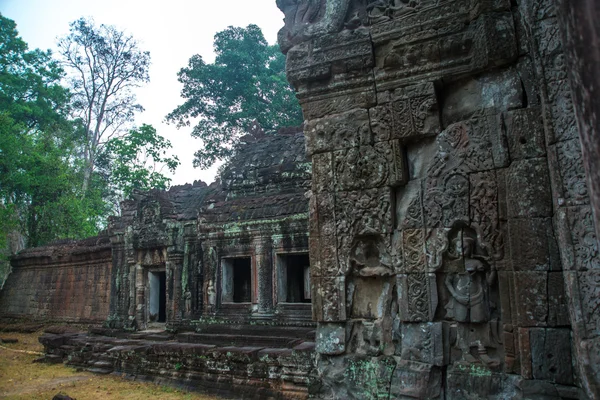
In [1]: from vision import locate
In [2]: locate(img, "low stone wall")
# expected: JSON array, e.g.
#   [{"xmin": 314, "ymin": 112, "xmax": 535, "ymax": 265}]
[
  {"xmin": 0, "ymin": 236, "xmax": 112, "ymax": 323},
  {"xmin": 40, "ymin": 328, "xmax": 316, "ymax": 399}
]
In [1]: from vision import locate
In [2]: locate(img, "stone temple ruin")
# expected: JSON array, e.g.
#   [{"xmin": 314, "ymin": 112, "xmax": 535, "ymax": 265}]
[{"xmin": 1, "ymin": 0, "xmax": 600, "ymax": 399}]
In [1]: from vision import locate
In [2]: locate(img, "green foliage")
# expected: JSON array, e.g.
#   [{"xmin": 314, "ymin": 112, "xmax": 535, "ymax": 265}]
[
  {"xmin": 100, "ymin": 124, "xmax": 180, "ymax": 200},
  {"xmin": 58, "ymin": 17, "xmax": 151, "ymax": 193},
  {"xmin": 167, "ymin": 24, "xmax": 303, "ymax": 169},
  {"xmin": 0, "ymin": 14, "xmax": 110, "ymax": 263}
]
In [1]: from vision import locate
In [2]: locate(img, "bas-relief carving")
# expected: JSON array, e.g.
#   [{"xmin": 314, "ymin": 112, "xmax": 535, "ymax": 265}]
[
  {"xmin": 283, "ymin": 0, "xmax": 600, "ymax": 398},
  {"xmin": 277, "ymin": 0, "xmax": 352, "ymax": 53}
]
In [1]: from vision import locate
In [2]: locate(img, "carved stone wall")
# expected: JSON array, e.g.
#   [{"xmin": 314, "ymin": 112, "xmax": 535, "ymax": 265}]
[
  {"xmin": 280, "ymin": 0, "xmax": 599, "ymax": 398},
  {"xmin": 0, "ymin": 236, "xmax": 112, "ymax": 323}
]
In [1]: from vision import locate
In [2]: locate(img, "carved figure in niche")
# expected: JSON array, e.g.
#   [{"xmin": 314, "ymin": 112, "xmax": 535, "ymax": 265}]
[
  {"xmin": 207, "ymin": 279, "xmax": 216, "ymax": 306},
  {"xmin": 444, "ymin": 233, "xmax": 496, "ymax": 323},
  {"xmin": 184, "ymin": 289, "xmax": 192, "ymax": 315},
  {"xmin": 349, "ymin": 235, "xmax": 394, "ymax": 277},
  {"xmin": 444, "ymin": 228, "xmax": 501, "ymax": 368}
]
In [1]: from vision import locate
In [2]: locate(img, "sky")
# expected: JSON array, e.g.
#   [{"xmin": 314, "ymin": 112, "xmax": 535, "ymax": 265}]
[{"xmin": 0, "ymin": 0, "xmax": 286, "ymax": 186}]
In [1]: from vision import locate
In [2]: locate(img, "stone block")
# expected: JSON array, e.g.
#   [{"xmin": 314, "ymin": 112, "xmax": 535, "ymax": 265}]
[
  {"xmin": 548, "ymin": 139, "xmax": 589, "ymax": 208},
  {"xmin": 399, "ymin": 229, "xmax": 427, "ymax": 273},
  {"xmin": 442, "ymin": 69, "xmax": 524, "ymax": 125},
  {"xmin": 514, "ymin": 271, "xmax": 548, "ymax": 327},
  {"xmin": 349, "ymin": 276, "xmax": 395, "ymax": 319},
  {"xmin": 505, "ymin": 107, "xmax": 546, "ymax": 160},
  {"xmin": 286, "ymin": 28, "xmax": 374, "ymax": 88},
  {"xmin": 305, "ymin": 110, "xmax": 372, "ymax": 156},
  {"xmin": 389, "ymin": 359, "xmax": 442, "ymax": 399},
  {"xmin": 316, "ymin": 322, "xmax": 345, "ymax": 355},
  {"xmin": 544, "ymin": 79, "xmax": 577, "ymax": 143},
  {"xmin": 312, "ymin": 275, "xmax": 346, "ymax": 322},
  {"xmin": 577, "ymin": 270, "xmax": 600, "ymax": 337},
  {"xmin": 400, "ymin": 322, "xmax": 445, "ymax": 366},
  {"xmin": 347, "ymin": 319, "xmax": 395, "ymax": 357},
  {"xmin": 519, "ymin": 327, "xmax": 533, "ymax": 379},
  {"xmin": 470, "ymin": 170, "xmax": 503, "ymax": 259},
  {"xmin": 506, "ymin": 158, "xmax": 552, "ymax": 218},
  {"xmin": 547, "ymin": 272, "xmax": 570, "ymax": 327},
  {"xmin": 333, "ymin": 142, "xmax": 406, "ymax": 191},
  {"xmin": 555, "ymin": 206, "xmax": 600, "ymax": 271},
  {"xmin": 372, "ymin": 7, "xmax": 517, "ymax": 89},
  {"xmin": 345, "ymin": 356, "xmax": 397, "ymax": 399},
  {"xmin": 311, "ymin": 152, "xmax": 334, "ymax": 194},
  {"xmin": 446, "ymin": 367, "xmax": 521, "ymax": 400},
  {"xmin": 396, "ymin": 180, "xmax": 424, "ymax": 230},
  {"xmin": 335, "ymin": 188, "xmax": 393, "ymax": 236},
  {"xmin": 508, "ymin": 218, "xmax": 560, "ymax": 271},
  {"xmin": 534, "ymin": 18, "xmax": 567, "ymax": 83},
  {"xmin": 530, "ymin": 328, "xmax": 574, "ymax": 385},
  {"xmin": 301, "ymin": 88, "xmax": 377, "ymax": 120},
  {"xmin": 397, "ymin": 274, "xmax": 438, "ymax": 322},
  {"xmin": 370, "ymin": 82, "xmax": 440, "ymax": 142}
]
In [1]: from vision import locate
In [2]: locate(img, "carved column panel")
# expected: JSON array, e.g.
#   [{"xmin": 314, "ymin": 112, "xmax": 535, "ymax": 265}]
[
  {"xmin": 166, "ymin": 252, "xmax": 183, "ymax": 328},
  {"xmin": 253, "ymin": 238, "xmax": 274, "ymax": 317}
]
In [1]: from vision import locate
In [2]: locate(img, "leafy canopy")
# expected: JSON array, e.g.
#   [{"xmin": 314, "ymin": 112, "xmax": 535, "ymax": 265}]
[
  {"xmin": 100, "ymin": 124, "xmax": 180, "ymax": 200},
  {"xmin": 0, "ymin": 14, "xmax": 103, "ymax": 250},
  {"xmin": 167, "ymin": 24, "xmax": 303, "ymax": 169}
]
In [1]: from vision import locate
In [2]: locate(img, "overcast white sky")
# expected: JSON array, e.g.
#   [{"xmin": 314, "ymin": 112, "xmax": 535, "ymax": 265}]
[{"xmin": 0, "ymin": 0, "xmax": 286, "ymax": 186}]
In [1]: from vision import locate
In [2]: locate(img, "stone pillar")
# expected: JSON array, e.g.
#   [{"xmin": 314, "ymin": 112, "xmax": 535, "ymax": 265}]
[
  {"xmin": 166, "ymin": 252, "xmax": 184, "ymax": 329},
  {"xmin": 108, "ymin": 233, "xmax": 126, "ymax": 326},
  {"xmin": 253, "ymin": 238, "xmax": 274, "ymax": 318},
  {"xmin": 553, "ymin": 1, "xmax": 600, "ymax": 397},
  {"xmin": 183, "ymin": 223, "xmax": 198, "ymax": 321},
  {"xmin": 279, "ymin": 0, "xmax": 595, "ymax": 398},
  {"xmin": 134, "ymin": 263, "xmax": 144, "ymax": 329}
]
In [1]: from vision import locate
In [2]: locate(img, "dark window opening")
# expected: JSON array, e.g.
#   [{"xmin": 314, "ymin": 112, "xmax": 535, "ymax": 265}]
[
  {"xmin": 222, "ymin": 257, "xmax": 252, "ymax": 303},
  {"xmin": 278, "ymin": 254, "xmax": 311, "ymax": 304}
]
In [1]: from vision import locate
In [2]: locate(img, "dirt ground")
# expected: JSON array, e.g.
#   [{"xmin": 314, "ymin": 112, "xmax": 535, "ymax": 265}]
[{"xmin": 0, "ymin": 330, "xmax": 219, "ymax": 400}]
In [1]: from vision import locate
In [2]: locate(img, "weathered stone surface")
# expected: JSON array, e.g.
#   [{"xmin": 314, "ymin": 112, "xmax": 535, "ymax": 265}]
[
  {"xmin": 442, "ymin": 69, "xmax": 525, "ymax": 125},
  {"xmin": 506, "ymin": 158, "xmax": 552, "ymax": 218},
  {"xmin": 305, "ymin": 109, "xmax": 372, "ymax": 156},
  {"xmin": 555, "ymin": 206, "xmax": 600, "ymax": 271},
  {"xmin": 504, "ymin": 107, "xmax": 546, "ymax": 160},
  {"xmin": 508, "ymin": 218, "xmax": 560, "ymax": 271},
  {"xmin": 399, "ymin": 323, "xmax": 445, "ymax": 366},
  {"xmin": 316, "ymin": 322, "xmax": 345, "ymax": 355},
  {"xmin": 514, "ymin": 272, "xmax": 548, "ymax": 327},
  {"xmin": 371, "ymin": 82, "xmax": 440, "ymax": 142},
  {"xmin": 548, "ymin": 139, "xmax": 589, "ymax": 208},
  {"xmin": 397, "ymin": 274, "xmax": 438, "ymax": 322},
  {"xmin": 530, "ymin": 328, "xmax": 574, "ymax": 385},
  {"xmin": 0, "ymin": 236, "xmax": 112, "ymax": 323},
  {"xmin": 389, "ymin": 360, "xmax": 442, "ymax": 399}
]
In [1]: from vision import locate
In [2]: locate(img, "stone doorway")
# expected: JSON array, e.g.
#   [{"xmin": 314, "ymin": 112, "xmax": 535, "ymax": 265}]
[{"xmin": 148, "ymin": 270, "xmax": 166, "ymax": 323}]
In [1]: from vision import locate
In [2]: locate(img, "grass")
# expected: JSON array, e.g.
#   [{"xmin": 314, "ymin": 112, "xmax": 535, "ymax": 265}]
[{"xmin": 0, "ymin": 330, "xmax": 220, "ymax": 400}]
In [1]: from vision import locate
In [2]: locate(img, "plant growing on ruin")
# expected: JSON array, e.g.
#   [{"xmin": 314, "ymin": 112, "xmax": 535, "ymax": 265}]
[{"xmin": 166, "ymin": 24, "xmax": 303, "ymax": 169}]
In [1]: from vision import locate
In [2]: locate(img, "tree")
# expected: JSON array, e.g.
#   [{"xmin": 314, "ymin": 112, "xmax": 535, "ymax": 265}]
[
  {"xmin": 99, "ymin": 124, "xmax": 180, "ymax": 203},
  {"xmin": 58, "ymin": 18, "xmax": 151, "ymax": 194},
  {"xmin": 0, "ymin": 14, "xmax": 103, "ymax": 256},
  {"xmin": 166, "ymin": 24, "xmax": 303, "ymax": 169}
]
